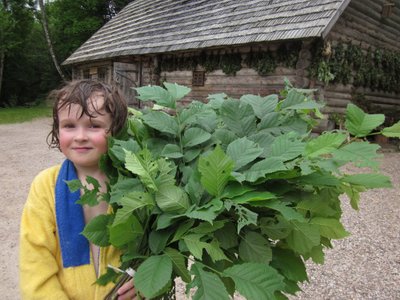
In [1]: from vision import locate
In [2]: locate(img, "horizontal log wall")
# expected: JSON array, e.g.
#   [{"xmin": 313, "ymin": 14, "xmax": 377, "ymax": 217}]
[
  {"xmin": 324, "ymin": 0, "xmax": 400, "ymax": 125},
  {"xmin": 156, "ymin": 43, "xmax": 309, "ymax": 103}
]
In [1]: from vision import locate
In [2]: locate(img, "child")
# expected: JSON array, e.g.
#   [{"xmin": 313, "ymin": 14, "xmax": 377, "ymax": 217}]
[{"xmin": 19, "ymin": 80, "xmax": 136, "ymax": 299}]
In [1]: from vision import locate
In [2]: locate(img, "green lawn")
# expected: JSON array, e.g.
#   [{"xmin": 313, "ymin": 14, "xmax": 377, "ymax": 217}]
[{"xmin": 0, "ymin": 106, "xmax": 52, "ymax": 124}]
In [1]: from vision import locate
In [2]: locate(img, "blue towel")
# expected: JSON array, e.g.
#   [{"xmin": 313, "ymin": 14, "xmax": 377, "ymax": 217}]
[{"xmin": 55, "ymin": 159, "xmax": 90, "ymax": 268}]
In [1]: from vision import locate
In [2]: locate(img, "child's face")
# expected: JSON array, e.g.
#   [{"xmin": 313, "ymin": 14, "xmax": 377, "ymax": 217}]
[{"xmin": 58, "ymin": 93, "xmax": 112, "ymax": 172}]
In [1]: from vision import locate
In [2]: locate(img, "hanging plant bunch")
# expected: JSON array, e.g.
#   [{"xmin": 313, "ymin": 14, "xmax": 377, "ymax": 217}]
[
  {"xmin": 70, "ymin": 81, "xmax": 400, "ymax": 300},
  {"xmin": 308, "ymin": 39, "xmax": 335, "ymax": 84},
  {"xmin": 219, "ymin": 51, "xmax": 242, "ymax": 76},
  {"xmin": 276, "ymin": 41, "xmax": 301, "ymax": 68},
  {"xmin": 202, "ymin": 52, "xmax": 221, "ymax": 73},
  {"xmin": 255, "ymin": 50, "xmax": 277, "ymax": 76},
  {"xmin": 310, "ymin": 39, "xmax": 400, "ymax": 93}
]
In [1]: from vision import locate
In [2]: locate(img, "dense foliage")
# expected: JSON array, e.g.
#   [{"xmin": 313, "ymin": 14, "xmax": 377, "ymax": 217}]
[
  {"xmin": 0, "ymin": 0, "xmax": 132, "ymax": 107},
  {"xmin": 309, "ymin": 40, "xmax": 400, "ymax": 94},
  {"xmin": 70, "ymin": 81, "xmax": 400, "ymax": 299}
]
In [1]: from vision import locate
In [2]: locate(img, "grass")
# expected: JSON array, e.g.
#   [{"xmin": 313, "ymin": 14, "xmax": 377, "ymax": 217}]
[{"xmin": 0, "ymin": 106, "xmax": 52, "ymax": 125}]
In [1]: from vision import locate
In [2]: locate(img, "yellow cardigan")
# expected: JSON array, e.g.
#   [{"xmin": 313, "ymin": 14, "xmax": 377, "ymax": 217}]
[{"xmin": 19, "ymin": 165, "xmax": 121, "ymax": 300}]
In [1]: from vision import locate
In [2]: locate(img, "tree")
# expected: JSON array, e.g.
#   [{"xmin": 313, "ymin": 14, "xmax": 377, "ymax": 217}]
[
  {"xmin": 37, "ymin": 0, "xmax": 67, "ymax": 81},
  {"xmin": 0, "ymin": 0, "xmax": 35, "ymax": 106},
  {"xmin": 0, "ymin": 4, "xmax": 14, "ymax": 101}
]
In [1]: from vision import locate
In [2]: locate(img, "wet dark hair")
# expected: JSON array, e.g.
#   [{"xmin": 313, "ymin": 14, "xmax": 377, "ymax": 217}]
[{"xmin": 47, "ymin": 79, "xmax": 128, "ymax": 149}]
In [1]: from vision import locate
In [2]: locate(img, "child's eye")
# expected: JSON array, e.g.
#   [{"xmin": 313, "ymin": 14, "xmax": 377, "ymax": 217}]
[
  {"xmin": 89, "ymin": 123, "xmax": 101, "ymax": 128},
  {"xmin": 62, "ymin": 123, "xmax": 75, "ymax": 129}
]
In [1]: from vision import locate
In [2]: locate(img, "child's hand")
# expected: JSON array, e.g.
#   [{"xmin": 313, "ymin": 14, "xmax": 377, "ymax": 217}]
[{"xmin": 117, "ymin": 279, "xmax": 137, "ymax": 300}]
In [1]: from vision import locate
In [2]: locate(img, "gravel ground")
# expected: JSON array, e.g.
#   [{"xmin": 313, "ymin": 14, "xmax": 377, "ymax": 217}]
[{"xmin": 1, "ymin": 118, "xmax": 399, "ymax": 299}]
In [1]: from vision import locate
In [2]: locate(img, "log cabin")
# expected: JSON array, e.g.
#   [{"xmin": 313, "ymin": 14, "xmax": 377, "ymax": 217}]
[{"xmin": 63, "ymin": 0, "xmax": 400, "ymax": 130}]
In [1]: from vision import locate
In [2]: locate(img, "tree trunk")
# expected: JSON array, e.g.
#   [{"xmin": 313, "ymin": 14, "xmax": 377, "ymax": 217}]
[
  {"xmin": 37, "ymin": 0, "xmax": 67, "ymax": 82},
  {"xmin": 0, "ymin": 50, "xmax": 4, "ymax": 101}
]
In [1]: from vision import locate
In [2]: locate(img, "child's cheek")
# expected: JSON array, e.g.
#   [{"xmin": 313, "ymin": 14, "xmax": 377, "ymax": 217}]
[
  {"xmin": 93, "ymin": 134, "xmax": 109, "ymax": 154},
  {"xmin": 58, "ymin": 133, "xmax": 70, "ymax": 153}
]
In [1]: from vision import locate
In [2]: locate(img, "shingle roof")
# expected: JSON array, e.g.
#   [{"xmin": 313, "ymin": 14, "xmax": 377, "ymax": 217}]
[{"xmin": 63, "ymin": 0, "xmax": 351, "ymax": 65}]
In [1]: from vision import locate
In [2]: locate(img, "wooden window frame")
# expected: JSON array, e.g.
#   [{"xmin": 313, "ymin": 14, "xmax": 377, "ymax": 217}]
[
  {"xmin": 382, "ymin": 1, "xmax": 395, "ymax": 17},
  {"xmin": 192, "ymin": 71, "xmax": 205, "ymax": 86}
]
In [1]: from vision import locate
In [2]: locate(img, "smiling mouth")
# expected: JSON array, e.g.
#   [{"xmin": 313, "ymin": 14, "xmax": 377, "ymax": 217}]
[{"xmin": 73, "ymin": 147, "xmax": 92, "ymax": 152}]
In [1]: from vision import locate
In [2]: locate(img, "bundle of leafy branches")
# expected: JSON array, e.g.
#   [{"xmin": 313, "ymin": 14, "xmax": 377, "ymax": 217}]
[{"xmin": 71, "ymin": 80, "xmax": 400, "ymax": 300}]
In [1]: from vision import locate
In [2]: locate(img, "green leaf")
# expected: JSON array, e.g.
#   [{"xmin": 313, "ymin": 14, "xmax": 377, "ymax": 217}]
[
  {"xmin": 163, "ymin": 82, "xmax": 191, "ymax": 102},
  {"xmin": 183, "ymin": 234, "xmax": 209, "ymax": 260},
  {"xmin": 239, "ymin": 231, "xmax": 272, "ymax": 263},
  {"xmin": 269, "ymin": 133, "xmax": 305, "ymax": 161},
  {"xmin": 215, "ymin": 222, "xmax": 239, "ymax": 249},
  {"xmin": 345, "ymin": 103, "xmax": 385, "ymax": 137},
  {"xmin": 136, "ymin": 85, "xmax": 175, "ymax": 108},
  {"xmin": 231, "ymin": 191, "xmax": 277, "ymax": 204},
  {"xmin": 155, "ymin": 185, "xmax": 190, "ymax": 213},
  {"xmin": 161, "ymin": 144, "xmax": 183, "ymax": 158},
  {"xmin": 109, "ymin": 177, "xmax": 142, "ymax": 204},
  {"xmin": 286, "ymin": 220, "xmax": 320, "ymax": 255},
  {"xmin": 305, "ymin": 132, "xmax": 347, "ymax": 157},
  {"xmin": 283, "ymin": 101, "xmax": 324, "ymax": 110},
  {"xmin": 189, "ymin": 263, "xmax": 230, "ymax": 300},
  {"xmin": 230, "ymin": 202, "xmax": 258, "ymax": 233},
  {"xmin": 82, "ymin": 214, "xmax": 111, "ymax": 247},
  {"xmin": 170, "ymin": 219, "xmax": 195, "ymax": 243},
  {"xmin": 253, "ymin": 200, "xmax": 305, "ymax": 222},
  {"xmin": 65, "ymin": 179, "xmax": 82, "ymax": 192},
  {"xmin": 279, "ymin": 89, "xmax": 307, "ymax": 109},
  {"xmin": 184, "ymin": 148, "xmax": 202, "ymax": 162},
  {"xmin": 109, "ymin": 215, "xmax": 143, "ymax": 247},
  {"xmin": 296, "ymin": 172, "xmax": 341, "ymax": 187},
  {"xmin": 271, "ymin": 249, "xmax": 308, "ymax": 282},
  {"xmin": 223, "ymin": 263, "xmax": 285, "ymax": 299},
  {"xmin": 222, "ymin": 183, "xmax": 256, "ymax": 199},
  {"xmin": 134, "ymin": 255, "xmax": 173, "ymax": 299},
  {"xmin": 220, "ymin": 100, "xmax": 257, "ymax": 137},
  {"xmin": 141, "ymin": 111, "xmax": 179, "ymax": 135},
  {"xmin": 244, "ymin": 157, "xmax": 286, "ymax": 182},
  {"xmin": 226, "ymin": 137, "xmax": 263, "ymax": 170},
  {"xmin": 382, "ymin": 121, "xmax": 400, "ymax": 137},
  {"xmin": 206, "ymin": 239, "xmax": 229, "ymax": 262},
  {"xmin": 149, "ymin": 229, "xmax": 173, "ymax": 254},
  {"xmin": 257, "ymin": 112, "xmax": 281, "ymax": 131},
  {"xmin": 96, "ymin": 268, "xmax": 118, "ymax": 286},
  {"xmin": 182, "ymin": 127, "xmax": 212, "ymax": 148},
  {"xmin": 198, "ymin": 145, "xmax": 235, "ymax": 197},
  {"xmin": 124, "ymin": 149, "xmax": 158, "ymax": 191},
  {"xmin": 310, "ymin": 217, "xmax": 349, "ymax": 239},
  {"xmin": 114, "ymin": 192, "xmax": 153, "ymax": 224},
  {"xmin": 341, "ymin": 173, "xmax": 392, "ymax": 189},
  {"xmin": 259, "ymin": 216, "xmax": 291, "ymax": 240},
  {"xmin": 332, "ymin": 142, "xmax": 382, "ymax": 169},
  {"xmin": 164, "ymin": 247, "xmax": 191, "ymax": 283},
  {"xmin": 240, "ymin": 94, "xmax": 278, "ymax": 118},
  {"xmin": 296, "ymin": 198, "xmax": 337, "ymax": 217},
  {"xmin": 184, "ymin": 198, "xmax": 223, "ymax": 224},
  {"xmin": 190, "ymin": 220, "xmax": 226, "ymax": 234}
]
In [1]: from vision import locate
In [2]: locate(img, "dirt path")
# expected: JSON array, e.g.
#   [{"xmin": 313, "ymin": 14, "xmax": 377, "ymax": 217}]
[
  {"xmin": 1, "ymin": 118, "xmax": 399, "ymax": 299},
  {"xmin": 0, "ymin": 118, "xmax": 64, "ymax": 299}
]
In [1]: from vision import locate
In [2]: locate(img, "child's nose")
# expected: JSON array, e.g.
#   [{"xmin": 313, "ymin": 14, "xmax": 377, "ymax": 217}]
[{"xmin": 75, "ymin": 127, "xmax": 89, "ymax": 140}]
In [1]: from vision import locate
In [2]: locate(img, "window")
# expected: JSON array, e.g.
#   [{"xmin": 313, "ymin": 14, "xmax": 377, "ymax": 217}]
[
  {"xmin": 382, "ymin": 1, "xmax": 395, "ymax": 17},
  {"xmin": 192, "ymin": 71, "xmax": 205, "ymax": 86},
  {"xmin": 98, "ymin": 66, "xmax": 108, "ymax": 82},
  {"xmin": 82, "ymin": 69, "xmax": 90, "ymax": 79}
]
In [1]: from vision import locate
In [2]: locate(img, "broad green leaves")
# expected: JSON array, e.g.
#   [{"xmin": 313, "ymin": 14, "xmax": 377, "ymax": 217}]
[
  {"xmin": 76, "ymin": 81, "xmax": 396, "ymax": 300},
  {"xmin": 345, "ymin": 103, "xmax": 384, "ymax": 137},
  {"xmin": 223, "ymin": 263, "xmax": 285, "ymax": 299},
  {"xmin": 134, "ymin": 255, "xmax": 173, "ymax": 298},
  {"xmin": 198, "ymin": 145, "xmax": 234, "ymax": 197}
]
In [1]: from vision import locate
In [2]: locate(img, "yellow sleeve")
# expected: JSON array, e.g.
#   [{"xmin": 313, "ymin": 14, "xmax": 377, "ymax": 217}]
[{"xmin": 19, "ymin": 166, "xmax": 69, "ymax": 300}]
